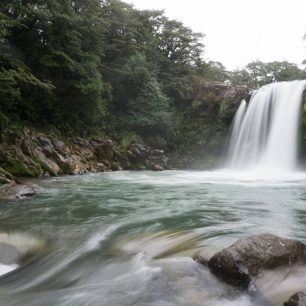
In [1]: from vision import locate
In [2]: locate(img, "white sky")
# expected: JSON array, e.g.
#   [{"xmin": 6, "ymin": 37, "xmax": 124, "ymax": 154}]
[{"xmin": 125, "ymin": 0, "xmax": 306, "ymax": 70}]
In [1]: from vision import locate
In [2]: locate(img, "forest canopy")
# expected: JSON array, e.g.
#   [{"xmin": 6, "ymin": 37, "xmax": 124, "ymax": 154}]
[{"xmin": 1, "ymin": 0, "xmax": 305, "ymax": 142}]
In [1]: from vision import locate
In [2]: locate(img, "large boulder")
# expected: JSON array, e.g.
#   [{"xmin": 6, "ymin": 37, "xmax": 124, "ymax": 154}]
[
  {"xmin": 32, "ymin": 148, "xmax": 62, "ymax": 176},
  {"xmin": 44, "ymin": 150, "xmax": 76, "ymax": 174},
  {"xmin": 284, "ymin": 291, "xmax": 306, "ymax": 306},
  {"xmin": 206, "ymin": 234, "xmax": 306, "ymax": 289}
]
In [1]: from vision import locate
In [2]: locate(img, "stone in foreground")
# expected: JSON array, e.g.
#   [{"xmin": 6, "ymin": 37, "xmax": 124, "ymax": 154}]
[
  {"xmin": 206, "ymin": 234, "xmax": 306, "ymax": 289},
  {"xmin": 284, "ymin": 291, "xmax": 306, "ymax": 306}
]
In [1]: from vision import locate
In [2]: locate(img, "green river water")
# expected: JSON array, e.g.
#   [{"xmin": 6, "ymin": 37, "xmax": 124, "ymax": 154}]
[{"xmin": 1, "ymin": 170, "xmax": 306, "ymax": 306}]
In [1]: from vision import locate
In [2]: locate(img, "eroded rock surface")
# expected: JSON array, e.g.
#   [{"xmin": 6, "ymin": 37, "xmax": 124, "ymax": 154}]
[
  {"xmin": 284, "ymin": 291, "xmax": 306, "ymax": 306},
  {"xmin": 203, "ymin": 234, "xmax": 306, "ymax": 289}
]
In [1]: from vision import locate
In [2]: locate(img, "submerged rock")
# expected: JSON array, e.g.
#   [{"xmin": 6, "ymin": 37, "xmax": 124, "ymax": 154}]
[
  {"xmin": 205, "ymin": 234, "xmax": 306, "ymax": 289},
  {"xmin": 284, "ymin": 291, "xmax": 306, "ymax": 306}
]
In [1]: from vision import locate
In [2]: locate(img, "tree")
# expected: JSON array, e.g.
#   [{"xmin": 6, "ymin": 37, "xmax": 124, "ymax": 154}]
[{"xmin": 230, "ymin": 60, "xmax": 306, "ymax": 88}]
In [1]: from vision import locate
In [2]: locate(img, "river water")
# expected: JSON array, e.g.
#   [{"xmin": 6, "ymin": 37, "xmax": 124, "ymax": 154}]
[{"xmin": 1, "ymin": 170, "xmax": 306, "ymax": 306}]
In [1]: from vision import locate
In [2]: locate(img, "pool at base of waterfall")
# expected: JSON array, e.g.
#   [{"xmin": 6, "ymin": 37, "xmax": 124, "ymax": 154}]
[{"xmin": 1, "ymin": 170, "xmax": 306, "ymax": 306}]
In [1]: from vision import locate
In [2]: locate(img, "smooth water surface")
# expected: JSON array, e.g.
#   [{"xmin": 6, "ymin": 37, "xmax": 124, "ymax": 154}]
[{"xmin": 1, "ymin": 170, "xmax": 306, "ymax": 306}]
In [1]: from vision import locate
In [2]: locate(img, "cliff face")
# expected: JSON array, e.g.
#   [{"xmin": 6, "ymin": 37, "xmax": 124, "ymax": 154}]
[{"xmin": 167, "ymin": 82, "xmax": 249, "ymax": 169}]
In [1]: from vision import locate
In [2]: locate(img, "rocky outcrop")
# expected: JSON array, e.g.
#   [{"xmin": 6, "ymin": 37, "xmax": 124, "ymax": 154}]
[
  {"xmin": 198, "ymin": 234, "xmax": 306, "ymax": 289},
  {"xmin": 0, "ymin": 129, "xmax": 171, "ymax": 200},
  {"xmin": 284, "ymin": 291, "xmax": 306, "ymax": 306},
  {"xmin": 0, "ymin": 129, "xmax": 170, "ymax": 179},
  {"xmin": 127, "ymin": 144, "xmax": 169, "ymax": 171},
  {"xmin": 201, "ymin": 82, "xmax": 250, "ymax": 106}
]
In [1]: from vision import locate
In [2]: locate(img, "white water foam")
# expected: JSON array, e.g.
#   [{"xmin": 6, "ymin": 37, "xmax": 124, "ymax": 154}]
[
  {"xmin": 227, "ymin": 80, "xmax": 306, "ymax": 171},
  {"xmin": 0, "ymin": 263, "xmax": 18, "ymax": 277}
]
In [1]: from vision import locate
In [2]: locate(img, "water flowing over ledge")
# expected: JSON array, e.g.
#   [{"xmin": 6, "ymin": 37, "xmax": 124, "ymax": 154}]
[{"xmin": 226, "ymin": 80, "xmax": 306, "ymax": 172}]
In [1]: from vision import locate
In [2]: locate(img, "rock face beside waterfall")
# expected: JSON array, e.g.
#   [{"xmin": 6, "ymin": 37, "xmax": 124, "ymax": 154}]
[{"xmin": 201, "ymin": 234, "xmax": 306, "ymax": 289}]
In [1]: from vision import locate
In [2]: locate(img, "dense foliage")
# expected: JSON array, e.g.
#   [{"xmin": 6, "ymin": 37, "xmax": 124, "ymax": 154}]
[
  {"xmin": 0, "ymin": 0, "xmax": 305, "ymax": 157},
  {"xmin": 230, "ymin": 61, "xmax": 306, "ymax": 89},
  {"xmin": 0, "ymin": 1, "xmax": 204, "ymax": 135}
]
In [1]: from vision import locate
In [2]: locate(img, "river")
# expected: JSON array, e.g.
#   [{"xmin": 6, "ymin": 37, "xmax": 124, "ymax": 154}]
[{"xmin": 1, "ymin": 170, "xmax": 306, "ymax": 305}]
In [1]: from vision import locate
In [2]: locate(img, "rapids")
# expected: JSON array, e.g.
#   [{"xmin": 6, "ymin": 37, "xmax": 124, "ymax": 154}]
[{"xmin": 1, "ymin": 171, "xmax": 306, "ymax": 305}]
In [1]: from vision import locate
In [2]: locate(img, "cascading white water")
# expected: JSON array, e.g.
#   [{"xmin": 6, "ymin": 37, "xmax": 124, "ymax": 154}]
[{"xmin": 227, "ymin": 80, "xmax": 306, "ymax": 171}]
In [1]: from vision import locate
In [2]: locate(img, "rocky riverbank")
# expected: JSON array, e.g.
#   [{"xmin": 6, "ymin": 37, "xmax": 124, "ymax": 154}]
[{"xmin": 0, "ymin": 129, "xmax": 171, "ymax": 200}]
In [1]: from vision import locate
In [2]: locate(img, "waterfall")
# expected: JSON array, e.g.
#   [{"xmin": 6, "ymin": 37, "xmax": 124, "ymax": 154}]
[{"xmin": 227, "ymin": 80, "xmax": 306, "ymax": 171}]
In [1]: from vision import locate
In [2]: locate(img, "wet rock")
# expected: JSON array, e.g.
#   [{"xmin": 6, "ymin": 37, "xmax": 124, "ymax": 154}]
[
  {"xmin": 96, "ymin": 163, "xmax": 106, "ymax": 172},
  {"xmin": 111, "ymin": 162, "xmax": 122, "ymax": 171},
  {"xmin": 284, "ymin": 291, "xmax": 306, "ymax": 306},
  {"xmin": 21, "ymin": 137, "xmax": 33, "ymax": 156},
  {"xmin": 32, "ymin": 148, "xmax": 62, "ymax": 176},
  {"xmin": 0, "ymin": 167, "xmax": 14, "ymax": 182},
  {"xmin": 0, "ymin": 182, "xmax": 35, "ymax": 201},
  {"xmin": 94, "ymin": 139, "xmax": 114, "ymax": 161},
  {"xmin": 52, "ymin": 139, "xmax": 66, "ymax": 151},
  {"xmin": 37, "ymin": 135, "xmax": 54, "ymax": 151},
  {"xmin": 45, "ymin": 151, "xmax": 76, "ymax": 174},
  {"xmin": 0, "ymin": 177, "xmax": 12, "ymax": 185},
  {"xmin": 206, "ymin": 234, "xmax": 306, "ymax": 289},
  {"xmin": 144, "ymin": 160, "xmax": 164, "ymax": 171},
  {"xmin": 127, "ymin": 144, "xmax": 169, "ymax": 171}
]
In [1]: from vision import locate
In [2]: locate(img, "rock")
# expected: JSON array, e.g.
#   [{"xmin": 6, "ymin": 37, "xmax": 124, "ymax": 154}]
[
  {"xmin": 111, "ymin": 162, "xmax": 122, "ymax": 171},
  {"xmin": 101, "ymin": 159, "xmax": 111, "ymax": 170},
  {"xmin": 0, "ymin": 165, "xmax": 35, "ymax": 200},
  {"xmin": 0, "ymin": 167, "xmax": 14, "ymax": 181},
  {"xmin": 0, "ymin": 182, "xmax": 35, "ymax": 201},
  {"xmin": 203, "ymin": 82, "xmax": 249, "ymax": 106},
  {"xmin": 44, "ymin": 150, "xmax": 76, "ymax": 174},
  {"xmin": 284, "ymin": 291, "xmax": 306, "ymax": 306},
  {"xmin": 37, "ymin": 135, "xmax": 54, "ymax": 151},
  {"xmin": 0, "ymin": 177, "xmax": 12, "ymax": 185},
  {"xmin": 94, "ymin": 139, "xmax": 114, "ymax": 161},
  {"xmin": 206, "ymin": 234, "xmax": 306, "ymax": 289},
  {"xmin": 21, "ymin": 137, "xmax": 33, "ymax": 156},
  {"xmin": 52, "ymin": 139, "xmax": 66, "ymax": 151},
  {"xmin": 127, "ymin": 143, "xmax": 169, "ymax": 170},
  {"xmin": 33, "ymin": 148, "xmax": 62, "ymax": 176},
  {"xmin": 96, "ymin": 163, "xmax": 106, "ymax": 172},
  {"xmin": 144, "ymin": 160, "xmax": 164, "ymax": 171},
  {"xmin": 152, "ymin": 164, "xmax": 164, "ymax": 171}
]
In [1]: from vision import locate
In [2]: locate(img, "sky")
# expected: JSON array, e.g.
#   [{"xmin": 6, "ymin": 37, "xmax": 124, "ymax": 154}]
[{"xmin": 125, "ymin": 0, "xmax": 306, "ymax": 70}]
